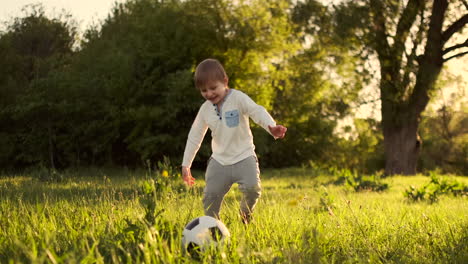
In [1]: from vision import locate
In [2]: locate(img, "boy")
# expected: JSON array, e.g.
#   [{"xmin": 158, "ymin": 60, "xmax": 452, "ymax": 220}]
[{"xmin": 181, "ymin": 58, "xmax": 287, "ymax": 224}]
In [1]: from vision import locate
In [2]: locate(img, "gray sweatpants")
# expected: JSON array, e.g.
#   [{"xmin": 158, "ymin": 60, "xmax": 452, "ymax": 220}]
[{"xmin": 203, "ymin": 156, "xmax": 261, "ymax": 219}]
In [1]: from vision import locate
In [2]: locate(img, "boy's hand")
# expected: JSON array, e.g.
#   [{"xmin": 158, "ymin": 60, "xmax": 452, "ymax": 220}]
[
  {"xmin": 182, "ymin": 166, "xmax": 195, "ymax": 187},
  {"xmin": 268, "ymin": 125, "xmax": 287, "ymax": 139}
]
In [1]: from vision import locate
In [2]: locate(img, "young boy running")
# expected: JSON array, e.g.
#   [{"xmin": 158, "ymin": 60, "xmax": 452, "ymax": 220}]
[{"xmin": 181, "ymin": 58, "xmax": 287, "ymax": 224}]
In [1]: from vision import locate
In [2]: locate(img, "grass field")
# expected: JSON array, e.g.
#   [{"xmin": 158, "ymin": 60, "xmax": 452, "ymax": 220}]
[{"xmin": 0, "ymin": 167, "xmax": 467, "ymax": 263}]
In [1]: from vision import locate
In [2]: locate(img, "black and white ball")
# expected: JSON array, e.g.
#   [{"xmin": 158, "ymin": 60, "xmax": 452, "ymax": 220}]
[{"xmin": 182, "ymin": 216, "xmax": 230, "ymax": 254}]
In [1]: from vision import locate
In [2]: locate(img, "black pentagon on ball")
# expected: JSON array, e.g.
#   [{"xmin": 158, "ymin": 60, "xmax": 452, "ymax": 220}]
[
  {"xmin": 186, "ymin": 242, "xmax": 201, "ymax": 259},
  {"xmin": 209, "ymin": 226, "xmax": 223, "ymax": 241},
  {"xmin": 185, "ymin": 218, "xmax": 200, "ymax": 231}
]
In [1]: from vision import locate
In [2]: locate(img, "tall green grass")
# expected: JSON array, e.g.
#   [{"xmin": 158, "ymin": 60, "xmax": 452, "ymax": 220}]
[{"xmin": 0, "ymin": 167, "xmax": 467, "ymax": 263}]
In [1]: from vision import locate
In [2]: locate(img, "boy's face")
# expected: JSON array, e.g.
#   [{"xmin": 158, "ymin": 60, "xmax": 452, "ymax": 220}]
[{"xmin": 199, "ymin": 78, "xmax": 228, "ymax": 105}]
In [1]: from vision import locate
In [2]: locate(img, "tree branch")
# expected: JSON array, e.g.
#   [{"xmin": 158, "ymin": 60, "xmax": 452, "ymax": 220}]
[
  {"xmin": 394, "ymin": 0, "xmax": 424, "ymax": 53},
  {"xmin": 369, "ymin": 0, "xmax": 391, "ymax": 58},
  {"xmin": 442, "ymin": 14, "xmax": 468, "ymax": 44},
  {"xmin": 463, "ymin": 0, "xmax": 468, "ymax": 10},
  {"xmin": 444, "ymin": 51, "xmax": 468, "ymax": 62},
  {"xmin": 352, "ymin": 97, "xmax": 381, "ymax": 109},
  {"xmin": 443, "ymin": 38, "xmax": 468, "ymax": 54},
  {"xmin": 403, "ymin": 10, "xmax": 425, "ymax": 91},
  {"xmin": 408, "ymin": 0, "xmax": 448, "ymax": 117}
]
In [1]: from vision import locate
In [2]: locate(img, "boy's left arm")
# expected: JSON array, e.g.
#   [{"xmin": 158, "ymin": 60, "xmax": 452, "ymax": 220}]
[
  {"xmin": 240, "ymin": 92, "xmax": 287, "ymax": 139},
  {"xmin": 268, "ymin": 125, "xmax": 287, "ymax": 139}
]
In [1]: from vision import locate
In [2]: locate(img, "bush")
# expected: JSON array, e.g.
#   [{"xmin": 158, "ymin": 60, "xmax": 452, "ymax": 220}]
[
  {"xmin": 404, "ymin": 174, "xmax": 468, "ymax": 203},
  {"xmin": 329, "ymin": 167, "xmax": 389, "ymax": 192}
]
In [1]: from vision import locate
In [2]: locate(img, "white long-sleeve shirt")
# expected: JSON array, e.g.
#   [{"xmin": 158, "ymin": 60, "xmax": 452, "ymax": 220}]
[{"xmin": 182, "ymin": 89, "xmax": 276, "ymax": 167}]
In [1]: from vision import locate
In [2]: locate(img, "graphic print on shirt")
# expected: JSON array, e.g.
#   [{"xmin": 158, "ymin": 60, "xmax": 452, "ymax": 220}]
[{"xmin": 225, "ymin": 109, "xmax": 240, "ymax": 128}]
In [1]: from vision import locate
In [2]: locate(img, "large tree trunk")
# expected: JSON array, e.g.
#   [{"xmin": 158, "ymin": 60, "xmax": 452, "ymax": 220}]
[
  {"xmin": 378, "ymin": 0, "xmax": 448, "ymax": 175},
  {"xmin": 383, "ymin": 120, "xmax": 421, "ymax": 175}
]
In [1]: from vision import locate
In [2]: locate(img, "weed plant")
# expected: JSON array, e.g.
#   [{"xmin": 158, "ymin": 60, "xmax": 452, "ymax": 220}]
[{"xmin": 404, "ymin": 173, "xmax": 468, "ymax": 203}]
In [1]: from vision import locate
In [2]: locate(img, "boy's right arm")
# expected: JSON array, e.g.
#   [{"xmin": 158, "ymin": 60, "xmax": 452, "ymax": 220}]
[
  {"xmin": 181, "ymin": 107, "xmax": 208, "ymax": 186},
  {"xmin": 182, "ymin": 166, "xmax": 195, "ymax": 186}
]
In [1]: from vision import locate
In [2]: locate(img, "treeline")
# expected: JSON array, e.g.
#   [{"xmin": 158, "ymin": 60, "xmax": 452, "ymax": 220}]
[{"xmin": 0, "ymin": 0, "xmax": 465, "ymax": 174}]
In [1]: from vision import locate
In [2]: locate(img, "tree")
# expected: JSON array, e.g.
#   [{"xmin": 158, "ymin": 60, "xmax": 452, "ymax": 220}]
[
  {"xmin": 70, "ymin": 0, "xmax": 299, "ymax": 167},
  {"xmin": 0, "ymin": 0, "xmax": 302, "ymax": 169},
  {"xmin": 260, "ymin": 0, "xmax": 369, "ymax": 168},
  {"xmin": 419, "ymin": 73, "xmax": 467, "ymax": 174},
  {"xmin": 0, "ymin": 4, "xmax": 77, "ymax": 169},
  {"xmin": 332, "ymin": 0, "xmax": 468, "ymax": 174}
]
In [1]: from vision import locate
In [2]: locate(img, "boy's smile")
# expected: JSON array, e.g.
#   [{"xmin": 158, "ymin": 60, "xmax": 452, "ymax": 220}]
[{"xmin": 200, "ymin": 80, "xmax": 229, "ymax": 106}]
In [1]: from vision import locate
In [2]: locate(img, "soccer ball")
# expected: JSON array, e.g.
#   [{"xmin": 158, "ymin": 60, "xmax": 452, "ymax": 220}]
[{"xmin": 182, "ymin": 216, "xmax": 230, "ymax": 254}]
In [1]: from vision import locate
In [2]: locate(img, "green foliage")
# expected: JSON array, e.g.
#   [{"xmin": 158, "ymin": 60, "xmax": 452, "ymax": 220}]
[
  {"xmin": 257, "ymin": 1, "xmax": 367, "ymax": 168},
  {"xmin": 145, "ymin": 156, "xmax": 187, "ymax": 198},
  {"xmin": 330, "ymin": 167, "xmax": 389, "ymax": 192},
  {"xmin": 404, "ymin": 174, "xmax": 468, "ymax": 203},
  {"xmin": 32, "ymin": 166, "xmax": 66, "ymax": 183},
  {"xmin": 0, "ymin": 4, "xmax": 77, "ymax": 169},
  {"xmin": 99, "ymin": 178, "xmax": 179, "ymax": 262},
  {"xmin": 346, "ymin": 172, "xmax": 389, "ymax": 192},
  {"xmin": 318, "ymin": 185, "xmax": 335, "ymax": 213},
  {"xmin": 0, "ymin": 0, "xmax": 304, "ymax": 170},
  {"xmin": 1, "ymin": 0, "xmax": 465, "ymax": 175},
  {"xmin": 329, "ymin": 0, "xmax": 467, "ymax": 175},
  {"xmin": 331, "ymin": 118, "xmax": 385, "ymax": 173},
  {"xmin": 419, "ymin": 89, "xmax": 468, "ymax": 175}
]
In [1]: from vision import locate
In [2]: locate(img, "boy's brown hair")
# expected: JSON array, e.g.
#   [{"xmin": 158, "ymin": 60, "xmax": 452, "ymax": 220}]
[{"xmin": 194, "ymin": 59, "xmax": 227, "ymax": 89}]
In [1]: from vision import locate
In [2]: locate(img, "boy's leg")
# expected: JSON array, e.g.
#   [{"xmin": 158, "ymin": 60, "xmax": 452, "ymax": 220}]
[
  {"xmin": 234, "ymin": 156, "xmax": 261, "ymax": 223},
  {"xmin": 203, "ymin": 158, "xmax": 232, "ymax": 219}
]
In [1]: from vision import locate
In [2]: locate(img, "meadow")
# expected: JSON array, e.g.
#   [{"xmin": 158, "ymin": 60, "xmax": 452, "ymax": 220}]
[{"xmin": 0, "ymin": 166, "xmax": 467, "ymax": 263}]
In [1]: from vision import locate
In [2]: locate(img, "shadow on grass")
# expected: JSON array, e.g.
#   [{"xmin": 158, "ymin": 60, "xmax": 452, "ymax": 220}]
[{"xmin": 0, "ymin": 181, "xmax": 139, "ymax": 205}]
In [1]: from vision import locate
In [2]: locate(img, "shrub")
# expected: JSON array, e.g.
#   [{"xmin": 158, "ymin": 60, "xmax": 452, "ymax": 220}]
[
  {"xmin": 404, "ymin": 174, "xmax": 468, "ymax": 203},
  {"xmin": 330, "ymin": 167, "xmax": 389, "ymax": 192}
]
